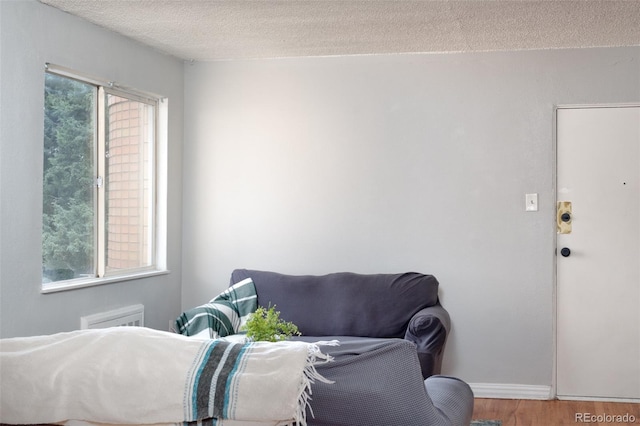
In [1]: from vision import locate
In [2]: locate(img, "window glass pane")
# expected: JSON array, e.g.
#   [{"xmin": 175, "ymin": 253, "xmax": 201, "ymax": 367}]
[
  {"xmin": 104, "ymin": 93, "xmax": 155, "ymax": 273},
  {"xmin": 42, "ymin": 73, "xmax": 96, "ymax": 283}
]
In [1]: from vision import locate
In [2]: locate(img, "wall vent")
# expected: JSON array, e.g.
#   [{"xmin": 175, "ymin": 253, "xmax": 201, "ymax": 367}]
[{"xmin": 80, "ymin": 304, "xmax": 144, "ymax": 329}]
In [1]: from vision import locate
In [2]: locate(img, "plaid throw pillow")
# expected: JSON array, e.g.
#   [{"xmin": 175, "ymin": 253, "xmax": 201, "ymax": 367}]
[{"xmin": 175, "ymin": 277, "xmax": 257, "ymax": 339}]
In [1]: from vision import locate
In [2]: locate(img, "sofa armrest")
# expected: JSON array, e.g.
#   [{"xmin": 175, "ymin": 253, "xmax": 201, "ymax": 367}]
[
  {"xmin": 424, "ymin": 375, "xmax": 474, "ymax": 426},
  {"xmin": 404, "ymin": 302, "xmax": 451, "ymax": 378}
]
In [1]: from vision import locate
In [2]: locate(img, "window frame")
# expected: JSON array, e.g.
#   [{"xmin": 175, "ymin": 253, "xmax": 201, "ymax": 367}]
[{"xmin": 42, "ymin": 64, "xmax": 168, "ymax": 293}]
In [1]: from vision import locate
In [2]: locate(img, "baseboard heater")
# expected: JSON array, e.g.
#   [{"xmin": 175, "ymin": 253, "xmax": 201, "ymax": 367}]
[{"xmin": 80, "ymin": 304, "xmax": 145, "ymax": 329}]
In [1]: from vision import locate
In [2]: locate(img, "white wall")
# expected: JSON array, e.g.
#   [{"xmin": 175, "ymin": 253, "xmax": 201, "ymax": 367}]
[
  {"xmin": 0, "ymin": 1, "xmax": 184, "ymax": 337},
  {"xmin": 183, "ymin": 47, "xmax": 640, "ymax": 388}
]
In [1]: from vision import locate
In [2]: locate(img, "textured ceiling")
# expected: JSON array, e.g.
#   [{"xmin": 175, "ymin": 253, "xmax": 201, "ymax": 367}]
[{"xmin": 39, "ymin": 0, "xmax": 640, "ymax": 61}]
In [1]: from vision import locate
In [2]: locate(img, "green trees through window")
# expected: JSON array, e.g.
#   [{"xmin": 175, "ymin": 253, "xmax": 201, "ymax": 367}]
[{"xmin": 42, "ymin": 73, "xmax": 95, "ymax": 282}]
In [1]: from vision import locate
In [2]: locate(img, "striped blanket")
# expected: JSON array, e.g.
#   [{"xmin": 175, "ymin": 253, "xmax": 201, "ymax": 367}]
[
  {"xmin": 176, "ymin": 278, "xmax": 258, "ymax": 339},
  {"xmin": 0, "ymin": 327, "xmax": 331, "ymax": 426}
]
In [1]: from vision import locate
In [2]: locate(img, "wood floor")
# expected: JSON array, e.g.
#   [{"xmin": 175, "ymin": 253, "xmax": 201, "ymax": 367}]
[{"xmin": 472, "ymin": 398, "xmax": 640, "ymax": 426}]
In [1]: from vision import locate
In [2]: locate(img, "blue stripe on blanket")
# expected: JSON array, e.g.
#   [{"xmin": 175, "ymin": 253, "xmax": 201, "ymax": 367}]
[
  {"xmin": 223, "ymin": 343, "xmax": 251, "ymax": 419},
  {"xmin": 191, "ymin": 341, "xmax": 218, "ymax": 419},
  {"xmin": 211, "ymin": 343, "xmax": 244, "ymax": 418},
  {"xmin": 190, "ymin": 340, "xmax": 250, "ymax": 421}
]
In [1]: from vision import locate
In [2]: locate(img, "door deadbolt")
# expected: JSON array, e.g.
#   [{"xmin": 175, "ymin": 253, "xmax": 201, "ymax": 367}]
[{"xmin": 557, "ymin": 201, "xmax": 572, "ymax": 234}]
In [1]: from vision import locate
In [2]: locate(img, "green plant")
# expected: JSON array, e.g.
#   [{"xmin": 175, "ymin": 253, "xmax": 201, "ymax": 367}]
[{"xmin": 242, "ymin": 305, "xmax": 301, "ymax": 342}]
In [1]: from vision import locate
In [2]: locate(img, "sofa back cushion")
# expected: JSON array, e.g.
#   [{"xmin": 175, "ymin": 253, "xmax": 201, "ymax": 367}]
[{"xmin": 230, "ymin": 269, "xmax": 439, "ymax": 338}]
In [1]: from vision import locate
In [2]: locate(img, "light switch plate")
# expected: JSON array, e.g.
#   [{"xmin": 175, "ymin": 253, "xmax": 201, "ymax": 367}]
[{"xmin": 526, "ymin": 193, "xmax": 538, "ymax": 211}]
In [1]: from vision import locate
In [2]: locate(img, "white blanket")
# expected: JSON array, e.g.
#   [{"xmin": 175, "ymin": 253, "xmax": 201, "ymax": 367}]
[{"xmin": 0, "ymin": 327, "xmax": 331, "ymax": 426}]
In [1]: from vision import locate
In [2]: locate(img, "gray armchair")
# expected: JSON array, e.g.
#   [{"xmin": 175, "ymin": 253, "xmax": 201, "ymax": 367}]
[
  {"xmin": 230, "ymin": 269, "xmax": 449, "ymax": 378},
  {"xmin": 229, "ymin": 269, "xmax": 473, "ymax": 426}
]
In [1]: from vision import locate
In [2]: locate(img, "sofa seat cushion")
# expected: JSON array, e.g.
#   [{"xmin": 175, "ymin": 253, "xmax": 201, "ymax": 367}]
[
  {"xmin": 231, "ymin": 270, "xmax": 439, "ymax": 338},
  {"xmin": 291, "ymin": 337, "xmax": 452, "ymax": 425}
]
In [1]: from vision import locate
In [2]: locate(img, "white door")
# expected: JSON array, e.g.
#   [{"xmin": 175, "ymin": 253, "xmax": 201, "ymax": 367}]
[{"xmin": 556, "ymin": 106, "xmax": 640, "ymax": 400}]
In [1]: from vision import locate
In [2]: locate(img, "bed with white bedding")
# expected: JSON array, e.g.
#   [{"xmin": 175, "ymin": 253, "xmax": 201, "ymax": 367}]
[{"xmin": 0, "ymin": 326, "xmax": 331, "ymax": 426}]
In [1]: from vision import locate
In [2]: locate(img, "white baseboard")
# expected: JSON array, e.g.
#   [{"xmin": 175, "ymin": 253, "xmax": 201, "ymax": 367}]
[
  {"xmin": 470, "ymin": 383, "xmax": 553, "ymax": 400},
  {"xmin": 558, "ymin": 395, "xmax": 640, "ymax": 403}
]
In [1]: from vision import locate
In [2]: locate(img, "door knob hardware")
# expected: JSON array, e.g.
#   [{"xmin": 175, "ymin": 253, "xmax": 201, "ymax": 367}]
[{"xmin": 560, "ymin": 247, "xmax": 571, "ymax": 257}]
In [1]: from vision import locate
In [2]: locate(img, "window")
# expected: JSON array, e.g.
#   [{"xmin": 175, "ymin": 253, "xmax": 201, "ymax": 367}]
[{"xmin": 42, "ymin": 66, "xmax": 164, "ymax": 290}]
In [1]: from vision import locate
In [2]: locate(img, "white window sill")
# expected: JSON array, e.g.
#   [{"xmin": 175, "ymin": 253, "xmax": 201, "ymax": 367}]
[{"xmin": 41, "ymin": 269, "xmax": 171, "ymax": 294}]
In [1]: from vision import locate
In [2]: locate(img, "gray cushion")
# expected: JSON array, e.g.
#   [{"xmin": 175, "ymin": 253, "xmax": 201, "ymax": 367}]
[
  {"xmin": 230, "ymin": 269, "xmax": 439, "ymax": 338},
  {"xmin": 293, "ymin": 337, "xmax": 474, "ymax": 426}
]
